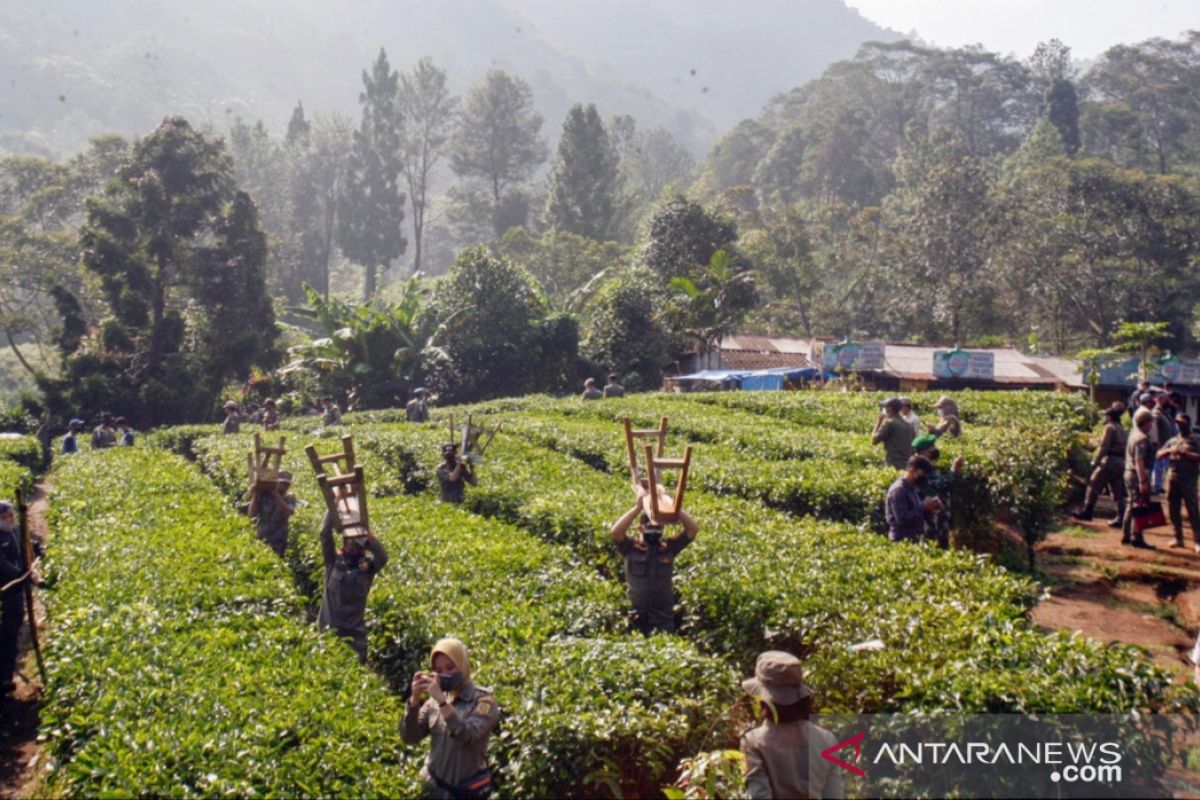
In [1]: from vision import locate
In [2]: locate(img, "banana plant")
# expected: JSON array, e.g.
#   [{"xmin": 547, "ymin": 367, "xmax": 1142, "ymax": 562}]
[{"xmin": 278, "ymin": 277, "xmax": 452, "ymax": 408}]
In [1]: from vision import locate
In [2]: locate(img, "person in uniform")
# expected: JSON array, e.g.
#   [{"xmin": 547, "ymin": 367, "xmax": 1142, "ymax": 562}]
[
  {"xmin": 261, "ymin": 399, "xmax": 281, "ymax": 431},
  {"xmin": 581, "ymin": 378, "xmax": 603, "ymax": 401},
  {"xmin": 1159, "ymin": 413, "xmax": 1200, "ymax": 551},
  {"xmin": 928, "ymin": 396, "xmax": 962, "ymax": 438},
  {"xmin": 1151, "ymin": 393, "xmax": 1176, "ymax": 494},
  {"xmin": 406, "ymin": 388, "xmax": 430, "ymax": 423},
  {"xmin": 610, "ymin": 484, "xmax": 698, "ymax": 634},
  {"xmin": 91, "ymin": 416, "xmax": 117, "ymax": 449},
  {"xmin": 885, "ymin": 455, "xmax": 938, "ymax": 543},
  {"xmin": 602, "ymin": 374, "xmax": 626, "ymax": 398},
  {"xmin": 436, "ymin": 444, "xmax": 477, "ymax": 504},
  {"xmin": 403, "ymin": 638, "xmax": 500, "ymax": 800},
  {"xmin": 222, "ymin": 401, "xmax": 241, "ymax": 434},
  {"xmin": 248, "ymin": 471, "xmax": 297, "ymax": 557},
  {"xmin": 912, "ymin": 434, "xmax": 964, "ymax": 548},
  {"xmin": 739, "ymin": 651, "xmax": 844, "ymax": 800},
  {"xmin": 0, "ymin": 501, "xmax": 39, "ymax": 696},
  {"xmin": 317, "ymin": 513, "xmax": 389, "ymax": 663},
  {"xmin": 1072, "ymin": 407, "xmax": 1128, "ymax": 525},
  {"xmin": 899, "ymin": 397, "xmax": 921, "ymax": 439},
  {"xmin": 1122, "ymin": 408, "xmax": 1157, "ymax": 549},
  {"xmin": 872, "ymin": 398, "xmax": 913, "ymax": 470},
  {"xmin": 61, "ymin": 418, "xmax": 84, "ymax": 455},
  {"xmin": 114, "ymin": 417, "xmax": 135, "ymax": 446},
  {"xmin": 321, "ymin": 396, "xmax": 342, "ymax": 426}
]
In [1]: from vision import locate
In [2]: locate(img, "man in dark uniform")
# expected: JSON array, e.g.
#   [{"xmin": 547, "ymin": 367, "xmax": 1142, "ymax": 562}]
[
  {"xmin": 872, "ymin": 398, "xmax": 913, "ymax": 470},
  {"xmin": 317, "ymin": 513, "xmax": 389, "ymax": 663},
  {"xmin": 602, "ymin": 374, "xmax": 625, "ymax": 398},
  {"xmin": 248, "ymin": 471, "xmax": 297, "ymax": 557},
  {"xmin": 610, "ymin": 485, "xmax": 699, "ymax": 634},
  {"xmin": 885, "ymin": 455, "xmax": 938, "ymax": 543},
  {"xmin": 912, "ymin": 434, "xmax": 964, "ymax": 548},
  {"xmin": 406, "ymin": 388, "xmax": 430, "ymax": 423},
  {"xmin": 1152, "ymin": 393, "xmax": 1176, "ymax": 494},
  {"xmin": 436, "ymin": 444, "xmax": 477, "ymax": 504},
  {"xmin": 1159, "ymin": 413, "xmax": 1200, "ymax": 551},
  {"xmin": 1122, "ymin": 409, "xmax": 1157, "ymax": 549},
  {"xmin": 1072, "ymin": 407, "xmax": 1128, "ymax": 525},
  {"xmin": 0, "ymin": 501, "xmax": 38, "ymax": 696}
]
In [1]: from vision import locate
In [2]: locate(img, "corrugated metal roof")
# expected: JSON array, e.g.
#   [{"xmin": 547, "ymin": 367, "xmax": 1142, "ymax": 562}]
[{"xmin": 716, "ymin": 335, "xmax": 1085, "ymax": 387}]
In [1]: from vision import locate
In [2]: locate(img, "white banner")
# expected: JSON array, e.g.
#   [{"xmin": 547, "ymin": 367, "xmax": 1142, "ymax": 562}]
[
  {"xmin": 822, "ymin": 341, "xmax": 886, "ymax": 371},
  {"xmin": 933, "ymin": 350, "xmax": 995, "ymax": 380}
]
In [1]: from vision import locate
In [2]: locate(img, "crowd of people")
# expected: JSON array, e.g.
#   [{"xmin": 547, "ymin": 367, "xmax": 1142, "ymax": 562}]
[
  {"xmin": 877, "ymin": 395, "xmax": 964, "ymax": 546},
  {"xmin": 1072, "ymin": 385, "xmax": 1200, "ymax": 551}
]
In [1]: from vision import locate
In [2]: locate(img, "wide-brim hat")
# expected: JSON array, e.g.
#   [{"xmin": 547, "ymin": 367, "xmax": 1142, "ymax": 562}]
[
  {"xmin": 934, "ymin": 395, "xmax": 954, "ymax": 408},
  {"xmin": 223, "ymin": 401, "xmax": 238, "ymax": 410},
  {"xmin": 741, "ymin": 650, "xmax": 813, "ymax": 706}
]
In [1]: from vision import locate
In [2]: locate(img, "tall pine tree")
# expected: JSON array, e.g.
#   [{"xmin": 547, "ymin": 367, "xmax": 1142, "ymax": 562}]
[
  {"xmin": 543, "ymin": 103, "xmax": 621, "ymax": 241},
  {"xmin": 339, "ymin": 49, "xmax": 407, "ymax": 299}
]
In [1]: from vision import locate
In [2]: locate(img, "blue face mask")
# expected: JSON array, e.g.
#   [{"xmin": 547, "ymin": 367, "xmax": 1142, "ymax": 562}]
[{"xmin": 438, "ymin": 671, "xmax": 464, "ymax": 692}]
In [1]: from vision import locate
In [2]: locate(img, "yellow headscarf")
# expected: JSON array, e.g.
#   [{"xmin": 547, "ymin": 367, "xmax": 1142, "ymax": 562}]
[{"xmin": 430, "ymin": 637, "xmax": 470, "ymax": 682}]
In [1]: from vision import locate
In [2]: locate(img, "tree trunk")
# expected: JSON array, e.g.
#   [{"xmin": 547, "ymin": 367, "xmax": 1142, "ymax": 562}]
[
  {"xmin": 363, "ymin": 264, "xmax": 377, "ymax": 301},
  {"xmin": 412, "ymin": 199, "xmax": 424, "ymax": 275},
  {"xmin": 4, "ymin": 329, "xmax": 38, "ymax": 378}
]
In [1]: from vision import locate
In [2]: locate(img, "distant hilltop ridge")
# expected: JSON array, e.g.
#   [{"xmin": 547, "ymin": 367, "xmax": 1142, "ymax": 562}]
[{"xmin": 0, "ymin": 0, "xmax": 899, "ymax": 157}]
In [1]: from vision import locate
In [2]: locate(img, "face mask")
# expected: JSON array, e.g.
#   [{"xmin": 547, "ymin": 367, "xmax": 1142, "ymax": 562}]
[
  {"xmin": 438, "ymin": 671, "xmax": 464, "ymax": 692},
  {"xmin": 0, "ymin": 520, "xmax": 14, "ymax": 534}
]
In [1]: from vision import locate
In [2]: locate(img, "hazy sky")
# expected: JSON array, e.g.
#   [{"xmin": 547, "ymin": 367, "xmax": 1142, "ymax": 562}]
[{"xmin": 844, "ymin": 0, "xmax": 1196, "ymax": 59}]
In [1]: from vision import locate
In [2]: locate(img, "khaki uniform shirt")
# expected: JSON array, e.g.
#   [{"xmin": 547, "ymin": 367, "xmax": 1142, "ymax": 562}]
[
  {"xmin": 322, "ymin": 406, "xmax": 342, "ymax": 425},
  {"xmin": 1125, "ymin": 427, "xmax": 1153, "ymax": 482},
  {"xmin": 402, "ymin": 681, "xmax": 500, "ymax": 798},
  {"xmin": 317, "ymin": 518, "xmax": 389, "ymax": 639},
  {"xmin": 1094, "ymin": 423, "xmax": 1128, "ymax": 466},
  {"xmin": 406, "ymin": 399, "xmax": 429, "ymax": 423},
  {"xmin": 741, "ymin": 720, "xmax": 845, "ymax": 800},
  {"xmin": 616, "ymin": 536, "xmax": 690, "ymax": 630},
  {"xmin": 222, "ymin": 413, "xmax": 241, "ymax": 434},
  {"xmin": 253, "ymin": 491, "xmax": 296, "ymax": 553},
  {"xmin": 581, "ymin": 387, "xmax": 603, "ymax": 400},
  {"xmin": 262, "ymin": 409, "xmax": 280, "ymax": 430},
  {"xmin": 873, "ymin": 417, "xmax": 913, "ymax": 470},
  {"xmin": 603, "ymin": 383, "xmax": 625, "ymax": 398},
  {"xmin": 1165, "ymin": 433, "xmax": 1200, "ymax": 484}
]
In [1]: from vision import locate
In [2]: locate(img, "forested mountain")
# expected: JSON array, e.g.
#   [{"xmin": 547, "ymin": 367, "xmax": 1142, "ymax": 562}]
[{"xmin": 0, "ymin": 0, "xmax": 898, "ymax": 157}]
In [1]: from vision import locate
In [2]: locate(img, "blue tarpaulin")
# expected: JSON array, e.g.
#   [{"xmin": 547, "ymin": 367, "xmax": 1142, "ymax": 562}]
[{"xmin": 672, "ymin": 366, "xmax": 837, "ymax": 390}]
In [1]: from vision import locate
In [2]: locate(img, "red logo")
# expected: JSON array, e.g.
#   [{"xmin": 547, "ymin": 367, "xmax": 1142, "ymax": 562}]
[{"xmin": 821, "ymin": 732, "xmax": 866, "ymax": 777}]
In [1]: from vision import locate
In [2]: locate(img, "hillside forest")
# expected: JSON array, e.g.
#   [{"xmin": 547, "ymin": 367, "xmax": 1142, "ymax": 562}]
[{"xmin": 2, "ymin": 32, "xmax": 1200, "ymax": 423}]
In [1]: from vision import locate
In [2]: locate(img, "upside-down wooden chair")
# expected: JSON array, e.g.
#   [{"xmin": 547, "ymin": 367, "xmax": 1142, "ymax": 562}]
[
  {"xmin": 305, "ymin": 434, "xmax": 369, "ymax": 536},
  {"xmin": 622, "ymin": 417, "xmax": 692, "ymax": 524},
  {"xmin": 449, "ymin": 413, "xmax": 502, "ymax": 463},
  {"xmin": 248, "ymin": 433, "xmax": 287, "ymax": 491}
]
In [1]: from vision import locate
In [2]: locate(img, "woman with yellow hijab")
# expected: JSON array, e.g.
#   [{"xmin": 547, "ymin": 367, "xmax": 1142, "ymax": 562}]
[{"xmin": 402, "ymin": 638, "xmax": 500, "ymax": 799}]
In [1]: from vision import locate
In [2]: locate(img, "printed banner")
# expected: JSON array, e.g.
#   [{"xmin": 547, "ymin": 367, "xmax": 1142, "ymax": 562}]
[
  {"xmin": 1156, "ymin": 357, "xmax": 1200, "ymax": 385},
  {"xmin": 822, "ymin": 341, "xmax": 886, "ymax": 371},
  {"xmin": 933, "ymin": 349, "xmax": 995, "ymax": 380}
]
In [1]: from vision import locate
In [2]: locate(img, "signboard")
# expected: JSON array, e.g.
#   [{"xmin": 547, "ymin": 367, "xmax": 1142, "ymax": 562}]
[
  {"xmin": 933, "ymin": 349, "xmax": 995, "ymax": 380},
  {"xmin": 822, "ymin": 341, "xmax": 886, "ymax": 371},
  {"xmin": 1156, "ymin": 357, "xmax": 1200, "ymax": 385}
]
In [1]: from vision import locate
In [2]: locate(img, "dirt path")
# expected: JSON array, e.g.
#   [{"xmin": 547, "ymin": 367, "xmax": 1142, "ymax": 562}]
[
  {"xmin": 1034, "ymin": 494, "xmax": 1200, "ymax": 798},
  {"xmin": 1033, "ymin": 495, "xmax": 1200, "ymax": 679},
  {"xmin": 0, "ymin": 480, "xmax": 50, "ymax": 800}
]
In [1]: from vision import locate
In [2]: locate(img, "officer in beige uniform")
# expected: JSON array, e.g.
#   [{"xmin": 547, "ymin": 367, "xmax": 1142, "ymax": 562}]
[
  {"xmin": 248, "ymin": 471, "xmax": 296, "ymax": 557},
  {"xmin": 403, "ymin": 638, "xmax": 500, "ymax": 800},
  {"xmin": 1072, "ymin": 407, "xmax": 1128, "ymax": 525},
  {"xmin": 610, "ymin": 485, "xmax": 698, "ymax": 634},
  {"xmin": 740, "ymin": 651, "xmax": 844, "ymax": 800},
  {"xmin": 317, "ymin": 512, "xmax": 389, "ymax": 662}
]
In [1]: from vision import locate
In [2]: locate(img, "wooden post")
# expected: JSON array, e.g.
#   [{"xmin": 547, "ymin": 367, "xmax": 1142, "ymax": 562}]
[{"xmin": 15, "ymin": 489, "xmax": 45, "ymax": 684}]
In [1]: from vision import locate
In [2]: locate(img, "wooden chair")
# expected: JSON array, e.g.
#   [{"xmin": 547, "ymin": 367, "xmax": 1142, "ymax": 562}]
[
  {"xmin": 247, "ymin": 433, "xmax": 287, "ymax": 492},
  {"xmin": 622, "ymin": 417, "xmax": 692, "ymax": 524},
  {"xmin": 449, "ymin": 413, "xmax": 502, "ymax": 464},
  {"xmin": 305, "ymin": 435, "xmax": 369, "ymax": 536}
]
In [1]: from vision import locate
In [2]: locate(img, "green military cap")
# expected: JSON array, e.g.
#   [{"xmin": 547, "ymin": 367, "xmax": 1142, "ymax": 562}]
[{"xmin": 912, "ymin": 434, "xmax": 938, "ymax": 451}]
